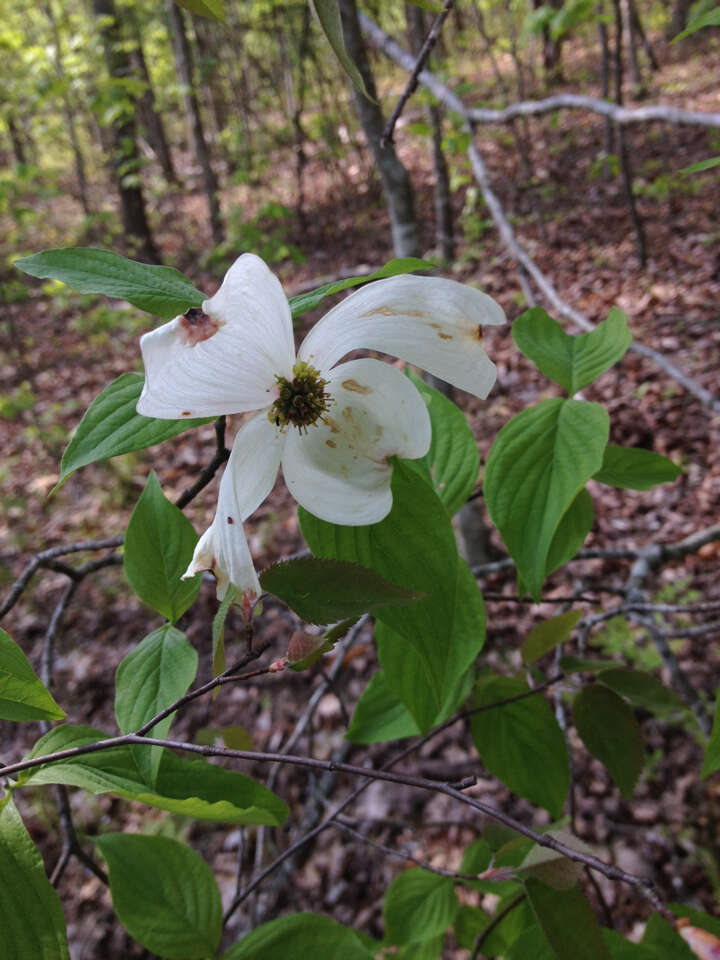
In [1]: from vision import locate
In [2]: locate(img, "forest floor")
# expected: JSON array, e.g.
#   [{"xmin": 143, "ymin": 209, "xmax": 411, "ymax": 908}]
[{"xmin": 1, "ymin": 28, "xmax": 720, "ymax": 959}]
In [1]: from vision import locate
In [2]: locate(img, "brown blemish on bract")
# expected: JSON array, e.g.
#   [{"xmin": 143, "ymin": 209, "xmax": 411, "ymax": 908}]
[
  {"xmin": 181, "ymin": 411, "xmax": 193, "ymax": 417},
  {"xmin": 326, "ymin": 439, "xmax": 337, "ymax": 448},
  {"xmin": 476, "ymin": 324, "xmax": 484, "ymax": 341},
  {"xmin": 437, "ymin": 332, "xmax": 453, "ymax": 341},
  {"xmin": 227, "ymin": 516, "xmax": 234, "ymax": 524},
  {"xmin": 325, "ymin": 417, "xmax": 340, "ymax": 434},
  {"xmin": 341, "ymin": 379, "xmax": 372, "ymax": 395},
  {"xmin": 359, "ymin": 305, "xmax": 398, "ymax": 318},
  {"xmin": 178, "ymin": 307, "xmax": 222, "ymax": 347}
]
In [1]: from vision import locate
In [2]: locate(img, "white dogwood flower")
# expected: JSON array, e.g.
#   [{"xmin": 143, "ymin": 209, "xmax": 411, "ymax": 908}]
[{"xmin": 137, "ymin": 254, "xmax": 505, "ymax": 599}]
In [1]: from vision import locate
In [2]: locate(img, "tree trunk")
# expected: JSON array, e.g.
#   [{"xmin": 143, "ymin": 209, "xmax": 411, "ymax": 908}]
[
  {"xmin": 128, "ymin": 10, "xmax": 179, "ymax": 186},
  {"xmin": 92, "ymin": 0, "xmax": 159, "ymax": 263},
  {"xmin": 406, "ymin": 3, "xmax": 454, "ymax": 262},
  {"xmin": 621, "ymin": 0, "xmax": 644, "ymax": 96},
  {"xmin": 193, "ymin": 17, "xmax": 229, "ymax": 144},
  {"xmin": 165, "ymin": 0, "xmax": 224, "ymax": 245},
  {"xmin": 42, "ymin": 0, "xmax": 91, "ymax": 213},
  {"xmin": 597, "ymin": 2, "xmax": 614, "ymax": 153},
  {"xmin": 6, "ymin": 113, "xmax": 27, "ymax": 166},
  {"xmin": 338, "ymin": 0, "xmax": 421, "ymax": 258}
]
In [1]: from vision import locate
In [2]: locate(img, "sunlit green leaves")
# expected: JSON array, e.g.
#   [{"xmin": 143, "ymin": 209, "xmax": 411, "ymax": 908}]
[
  {"xmin": 383, "ymin": 869, "xmax": 459, "ymax": 945},
  {"xmin": 300, "ymin": 460, "xmax": 458, "ymax": 705},
  {"xmin": 14, "ymin": 248, "xmax": 205, "ymax": 318},
  {"xmin": 0, "ymin": 797, "xmax": 70, "ymax": 960},
  {"xmin": 484, "ymin": 397, "xmax": 609, "ymax": 599},
  {"xmin": 20, "ymin": 725, "xmax": 288, "ymax": 826},
  {"xmin": 115, "ymin": 625, "xmax": 198, "ymax": 786},
  {"xmin": 97, "ymin": 834, "xmax": 221, "ymax": 959},
  {"xmin": 673, "ymin": 2, "xmax": 720, "ymax": 40},
  {"xmin": 0, "ymin": 628, "xmax": 65, "ymax": 722},
  {"xmin": 288, "ymin": 257, "xmax": 433, "ymax": 318},
  {"xmin": 259, "ymin": 557, "xmax": 423, "ymax": 625},
  {"xmin": 404, "ymin": 370, "xmax": 480, "ymax": 515},
  {"xmin": 223, "ymin": 913, "xmax": 375, "ymax": 959},
  {"xmin": 512, "ymin": 307, "xmax": 631, "ymax": 395},
  {"xmin": 56, "ymin": 374, "xmax": 212, "ymax": 488},
  {"xmin": 124, "ymin": 472, "xmax": 201, "ymax": 622},
  {"xmin": 593, "ymin": 445, "xmax": 682, "ymax": 490},
  {"xmin": 470, "ymin": 675, "xmax": 569, "ymax": 817},
  {"xmin": 572, "ymin": 685, "xmax": 644, "ymax": 798}
]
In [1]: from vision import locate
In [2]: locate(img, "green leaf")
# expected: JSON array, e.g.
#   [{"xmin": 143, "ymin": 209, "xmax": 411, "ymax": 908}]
[
  {"xmin": 383, "ymin": 869, "xmax": 459, "ymax": 945},
  {"xmin": 521, "ymin": 610, "xmax": 582, "ymax": 664},
  {"xmin": 288, "ymin": 258, "xmax": 434, "ymax": 318},
  {"xmin": 14, "ymin": 248, "xmax": 205, "ymax": 319},
  {"xmin": 545, "ymin": 487, "xmax": 594, "ymax": 576},
  {"xmin": 114, "ymin": 625, "xmax": 198, "ymax": 786},
  {"xmin": 593, "ymin": 445, "xmax": 682, "ymax": 490},
  {"xmin": 572, "ymin": 685, "xmax": 644, "ymax": 798},
  {"xmin": 0, "ymin": 797, "xmax": 70, "ymax": 960},
  {"xmin": 506, "ymin": 926, "xmax": 557, "ymax": 960},
  {"xmin": 0, "ymin": 628, "xmax": 65, "ymax": 722},
  {"xmin": 308, "ymin": 0, "xmax": 371, "ymax": 98},
  {"xmin": 299, "ymin": 460, "xmax": 459, "ymax": 705},
  {"xmin": 223, "ymin": 913, "xmax": 374, "ymax": 959},
  {"xmin": 404, "ymin": 370, "xmax": 480, "ymax": 515},
  {"xmin": 602, "ymin": 929, "xmax": 659, "ymax": 959},
  {"xmin": 453, "ymin": 905, "xmax": 492, "ymax": 950},
  {"xmin": 259, "ymin": 558, "xmax": 424, "ymax": 625},
  {"xmin": 375, "ymin": 558, "xmax": 483, "ymax": 733},
  {"xmin": 512, "ymin": 307, "xmax": 631, "ymax": 394},
  {"xmin": 485, "ymin": 397, "xmax": 609, "ymax": 600},
  {"xmin": 57, "ymin": 373, "xmax": 212, "ymax": 488},
  {"xmin": 673, "ymin": 4, "xmax": 720, "ymax": 40},
  {"xmin": 680, "ymin": 155, "xmax": 720, "ymax": 174},
  {"xmin": 174, "ymin": 0, "xmax": 225, "ymax": 21},
  {"xmin": 641, "ymin": 914, "xmax": 696, "ymax": 959},
  {"xmin": 470, "ymin": 675, "xmax": 569, "ymax": 817},
  {"xmin": 97, "ymin": 834, "xmax": 221, "ymax": 959},
  {"xmin": 289, "ymin": 617, "xmax": 359, "ymax": 671},
  {"xmin": 346, "ymin": 671, "xmax": 420, "ymax": 743},
  {"xmin": 596, "ymin": 668, "xmax": 686, "ymax": 715},
  {"xmin": 668, "ymin": 905, "xmax": 720, "ymax": 939},
  {"xmin": 525, "ymin": 878, "xmax": 612, "ymax": 960},
  {"xmin": 702, "ymin": 691, "xmax": 720, "ymax": 777},
  {"xmin": 20, "ymin": 726, "xmax": 288, "ymax": 826},
  {"xmin": 124, "ymin": 472, "xmax": 201, "ymax": 622}
]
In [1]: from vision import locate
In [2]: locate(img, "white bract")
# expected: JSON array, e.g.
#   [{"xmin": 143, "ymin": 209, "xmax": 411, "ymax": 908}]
[{"xmin": 137, "ymin": 254, "xmax": 505, "ymax": 601}]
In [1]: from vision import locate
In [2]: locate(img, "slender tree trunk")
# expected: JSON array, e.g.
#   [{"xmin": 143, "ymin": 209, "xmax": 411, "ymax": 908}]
[
  {"xmin": 128, "ymin": 11, "xmax": 179, "ymax": 186},
  {"xmin": 42, "ymin": 0, "xmax": 91, "ymax": 213},
  {"xmin": 621, "ymin": 0, "xmax": 643, "ymax": 95},
  {"xmin": 611, "ymin": 0, "xmax": 647, "ymax": 267},
  {"xmin": 597, "ymin": 2, "xmax": 614, "ymax": 154},
  {"xmin": 6, "ymin": 113, "xmax": 27, "ymax": 166},
  {"xmin": 630, "ymin": 0, "xmax": 659, "ymax": 69},
  {"xmin": 338, "ymin": 0, "xmax": 420, "ymax": 258},
  {"xmin": 92, "ymin": 0, "xmax": 159, "ymax": 263},
  {"xmin": 406, "ymin": 3, "xmax": 454, "ymax": 262},
  {"xmin": 668, "ymin": 0, "xmax": 692, "ymax": 38},
  {"xmin": 193, "ymin": 18, "xmax": 229, "ymax": 143},
  {"xmin": 165, "ymin": 0, "xmax": 223, "ymax": 244}
]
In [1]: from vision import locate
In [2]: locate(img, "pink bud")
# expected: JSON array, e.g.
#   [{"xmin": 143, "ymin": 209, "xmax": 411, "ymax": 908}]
[{"xmin": 677, "ymin": 920, "xmax": 720, "ymax": 959}]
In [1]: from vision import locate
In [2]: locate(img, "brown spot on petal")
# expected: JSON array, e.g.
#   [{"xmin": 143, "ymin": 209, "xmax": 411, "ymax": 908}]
[
  {"xmin": 181, "ymin": 411, "xmax": 193, "ymax": 417},
  {"xmin": 359, "ymin": 305, "xmax": 398, "ymax": 317},
  {"xmin": 341, "ymin": 378, "xmax": 372, "ymax": 395},
  {"xmin": 326, "ymin": 439, "xmax": 337, "ymax": 448},
  {"xmin": 178, "ymin": 307, "xmax": 222, "ymax": 346},
  {"xmin": 437, "ymin": 332, "xmax": 453, "ymax": 341},
  {"xmin": 476, "ymin": 324, "xmax": 484, "ymax": 341},
  {"xmin": 428, "ymin": 322, "xmax": 440, "ymax": 329},
  {"xmin": 227, "ymin": 516, "xmax": 234, "ymax": 524},
  {"xmin": 325, "ymin": 417, "xmax": 340, "ymax": 433}
]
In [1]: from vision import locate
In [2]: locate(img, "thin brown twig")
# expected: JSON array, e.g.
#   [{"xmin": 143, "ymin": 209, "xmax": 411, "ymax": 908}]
[{"xmin": 381, "ymin": 0, "xmax": 455, "ymax": 147}]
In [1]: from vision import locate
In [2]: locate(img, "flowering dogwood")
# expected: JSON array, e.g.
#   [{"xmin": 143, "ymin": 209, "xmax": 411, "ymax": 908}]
[{"xmin": 137, "ymin": 254, "xmax": 505, "ymax": 600}]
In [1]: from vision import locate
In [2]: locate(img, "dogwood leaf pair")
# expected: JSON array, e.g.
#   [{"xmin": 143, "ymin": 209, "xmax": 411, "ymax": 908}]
[{"xmin": 137, "ymin": 254, "xmax": 505, "ymax": 602}]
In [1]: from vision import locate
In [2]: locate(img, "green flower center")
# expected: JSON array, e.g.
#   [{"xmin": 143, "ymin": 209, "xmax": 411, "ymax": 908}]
[{"xmin": 268, "ymin": 361, "xmax": 332, "ymax": 433}]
